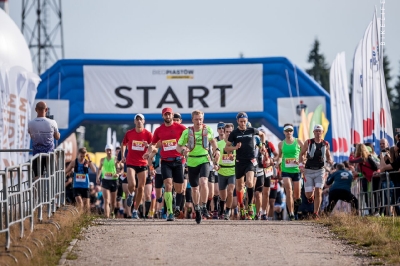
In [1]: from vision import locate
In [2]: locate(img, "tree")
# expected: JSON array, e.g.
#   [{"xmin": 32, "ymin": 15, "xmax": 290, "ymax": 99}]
[
  {"xmin": 392, "ymin": 61, "xmax": 400, "ymax": 130},
  {"xmin": 82, "ymin": 123, "xmax": 130, "ymax": 152},
  {"xmin": 382, "ymin": 54, "xmax": 395, "ymax": 109},
  {"xmin": 306, "ymin": 38, "xmax": 330, "ymax": 93}
]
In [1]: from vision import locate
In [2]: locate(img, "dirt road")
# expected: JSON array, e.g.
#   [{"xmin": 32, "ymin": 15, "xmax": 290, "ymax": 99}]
[{"xmin": 63, "ymin": 219, "xmax": 371, "ymax": 266}]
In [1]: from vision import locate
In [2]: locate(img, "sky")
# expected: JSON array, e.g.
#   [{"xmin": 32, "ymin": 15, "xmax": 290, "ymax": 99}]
[{"xmin": 7, "ymin": 0, "xmax": 400, "ymax": 88}]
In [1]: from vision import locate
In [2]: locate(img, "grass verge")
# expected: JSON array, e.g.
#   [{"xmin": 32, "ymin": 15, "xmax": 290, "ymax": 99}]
[
  {"xmin": 0, "ymin": 206, "xmax": 97, "ymax": 265},
  {"xmin": 319, "ymin": 213, "xmax": 400, "ymax": 265}
]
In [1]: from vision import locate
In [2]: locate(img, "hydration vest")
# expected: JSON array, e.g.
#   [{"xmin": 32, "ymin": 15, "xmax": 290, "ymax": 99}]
[
  {"xmin": 74, "ymin": 158, "xmax": 89, "ymax": 174},
  {"xmin": 306, "ymin": 139, "xmax": 328, "ymax": 169},
  {"xmin": 187, "ymin": 125, "xmax": 209, "ymax": 151}
]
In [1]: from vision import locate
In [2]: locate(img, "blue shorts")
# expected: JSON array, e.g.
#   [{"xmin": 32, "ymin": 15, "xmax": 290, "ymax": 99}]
[{"xmin": 281, "ymin": 172, "xmax": 301, "ymax": 182}]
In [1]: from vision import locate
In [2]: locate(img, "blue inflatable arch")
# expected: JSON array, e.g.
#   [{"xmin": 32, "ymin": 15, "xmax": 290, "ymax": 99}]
[{"xmin": 36, "ymin": 57, "xmax": 331, "ymax": 143}]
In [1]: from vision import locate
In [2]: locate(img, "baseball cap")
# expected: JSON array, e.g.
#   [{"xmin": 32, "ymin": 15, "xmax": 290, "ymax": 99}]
[
  {"xmin": 134, "ymin": 113, "xmax": 145, "ymax": 120},
  {"xmin": 89, "ymin": 182, "xmax": 94, "ymax": 186},
  {"xmin": 105, "ymin": 144, "xmax": 113, "ymax": 150},
  {"xmin": 162, "ymin": 107, "xmax": 173, "ymax": 115},
  {"xmin": 173, "ymin": 113, "xmax": 182, "ymax": 119},
  {"xmin": 217, "ymin": 122, "xmax": 225, "ymax": 128},
  {"xmin": 314, "ymin": 124, "xmax": 324, "ymax": 131}
]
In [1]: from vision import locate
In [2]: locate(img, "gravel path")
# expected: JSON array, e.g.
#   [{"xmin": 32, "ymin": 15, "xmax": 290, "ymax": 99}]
[{"xmin": 64, "ymin": 219, "xmax": 371, "ymax": 266}]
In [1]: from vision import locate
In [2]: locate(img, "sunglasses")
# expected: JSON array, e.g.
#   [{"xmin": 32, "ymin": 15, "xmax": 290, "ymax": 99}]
[
  {"xmin": 284, "ymin": 130, "xmax": 293, "ymax": 132},
  {"xmin": 218, "ymin": 127, "xmax": 224, "ymax": 130}
]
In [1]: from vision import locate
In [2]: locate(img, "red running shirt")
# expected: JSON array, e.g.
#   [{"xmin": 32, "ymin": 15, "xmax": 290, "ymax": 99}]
[
  {"xmin": 152, "ymin": 123, "xmax": 186, "ymax": 159},
  {"xmin": 122, "ymin": 128, "xmax": 153, "ymax": 166}
]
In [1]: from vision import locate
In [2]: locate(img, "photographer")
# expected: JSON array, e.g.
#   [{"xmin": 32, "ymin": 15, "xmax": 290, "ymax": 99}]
[{"xmin": 28, "ymin": 101, "xmax": 60, "ymax": 180}]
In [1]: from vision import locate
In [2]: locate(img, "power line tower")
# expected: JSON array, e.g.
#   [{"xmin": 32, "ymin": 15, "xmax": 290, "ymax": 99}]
[{"xmin": 21, "ymin": 0, "xmax": 64, "ymax": 74}]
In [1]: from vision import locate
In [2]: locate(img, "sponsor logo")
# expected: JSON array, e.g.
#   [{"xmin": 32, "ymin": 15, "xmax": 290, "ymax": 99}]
[{"xmin": 152, "ymin": 69, "xmax": 194, "ymax": 79}]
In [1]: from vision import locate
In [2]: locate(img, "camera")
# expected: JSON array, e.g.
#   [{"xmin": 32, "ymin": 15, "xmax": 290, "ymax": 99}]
[{"xmin": 46, "ymin": 108, "xmax": 54, "ymax": 120}]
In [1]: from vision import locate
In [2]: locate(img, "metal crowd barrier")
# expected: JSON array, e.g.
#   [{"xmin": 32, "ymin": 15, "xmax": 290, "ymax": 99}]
[
  {"xmin": 0, "ymin": 149, "xmax": 65, "ymax": 251},
  {"xmin": 357, "ymin": 171, "xmax": 400, "ymax": 217}
]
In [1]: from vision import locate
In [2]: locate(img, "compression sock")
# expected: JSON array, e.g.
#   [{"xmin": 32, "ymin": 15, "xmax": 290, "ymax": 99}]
[
  {"xmin": 237, "ymin": 190, "xmax": 244, "ymax": 208},
  {"xmin": 219, "ymin": 200, "xmax": 226, "ymax": 216},
  {"xmin": 179, "ymin": 194, "xmax": 185, "ymax": 211},
  {"xmin": 247, "ymin": 187, "xmax": 254, "ymax": 206},
  {"xmin": 164, "ymin": 192, "xmax": 173, "ymax": 215},
  {"xmin": 145, "ymin": 201, "xmax": 151, "ymax": 217},
  {"xmin": 175, "ymin": 193, "xmax": 183, "ymax": 211},
  {"xmin": 163, "ymin": 199, "xmax": 167, "ymax": 214},
  {"xmin": 213, "ymin": 195, "xmax": 219, "ymax": 211},
  {"xmin": 207, "ymin": 198, "xmax": 212, "ymax": 211}
]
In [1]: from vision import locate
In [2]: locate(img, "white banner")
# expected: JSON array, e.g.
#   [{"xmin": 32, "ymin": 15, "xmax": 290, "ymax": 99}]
[
  {"xmin": 83, "ymin": 64, "xmax": 263, "ymax": 114},
  {"xmin": 277, "ymin": 96, "xmax": 326, "ymax": 127},
  {"xmin": 351, "ymin": 39, "xmax": 363, "ymax": 145}
]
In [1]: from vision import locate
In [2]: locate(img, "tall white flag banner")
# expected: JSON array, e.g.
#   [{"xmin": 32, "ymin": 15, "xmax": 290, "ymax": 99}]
[
  {"xmin": 330, "ymin": 52, "xmax": 351, "ymax": 162},
  {"xmin": 351, "ymin": 39, "xmax": 364, "ymax": 145},
  {"xmin": 83, "ymin": 64, "xmax": 263, "ymax": 114},
  {"xmin": 0, "ymin": 65, "xmax": 40, "ymax": 170},
  {"xmin": 361, "ymin": 21, "xmax": 373, "ymax": 144}
]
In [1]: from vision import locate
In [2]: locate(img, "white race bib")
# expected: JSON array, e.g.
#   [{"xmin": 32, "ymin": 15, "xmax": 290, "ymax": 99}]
[
  {"xmin": 222, "ymin": 154, "xmax": 234, "ymax": 164},
  {"xmin": 75, "ymin": 173, "xmax": 86, "ymax": 182},
  {"xmin": 264, "ymin": 166, "xmax": 273, "ymax": 177},
  {"xmin": 132, "ymin": 141, "xmax": 145, "ymax": 151},
  {"xmin": 162, "ymin": 139, "xmax": 177, "ymax": 151},
  {"xmin": 285, "ymin": 158, "xmax": 298, "ymax": 168}
]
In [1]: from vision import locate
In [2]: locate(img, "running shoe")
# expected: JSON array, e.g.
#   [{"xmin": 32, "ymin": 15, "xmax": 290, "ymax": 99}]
[
  {"xmin": 111, "ymin": 212, "xmax": 115, "ymax": 219},
  {"xmin": 195, "ymin": 210, "xmax": 202, "ymax": 224},
  {"xmin": 312, "ymin": 213, "xmax": 320, "ymax": 220},
  {"xmin": 261, "ymin": 214, "xmax": 268, "ymax": 220},
  {"xmin": 161, "ymin": 213, "xmax": 167, "ymax": 219},
  {"xmin": 126, "ymin": 194, "xmax": 134, "ymax": 207},
  {"xmin": 202, "ymin": 207, "xmax": 211, "ymax": 219},
  {"xmin": 223, "ymin": 212, "xmax": 230, "ymax": 220},
  {"xmin": 254, "ymin": 213, "xmax": 260, "ymax": 220},
  {"xmin": 132, "ymin": 211, "xmax": 139, "ymax": 219},
  {"xmin": 289, "ymin": 214, "xmax": 295, "ymax": 221},
  {"xmin": 245, "ymin": 212, "xmax": 253, "ymax": 220},
  {"xmin": 167, "ymin": 213, "xmax": 175, "ymax": 221},
  {"xmin": 240, "ymin": 209, "xmax": 247, "ymax": 220},
  {"xmin": 174, "ymin": 207, "xmax": 181, "ymax": 218},
  {"xmin": 212, "ymin": 210, "xmax": 219, "ymax": 220},
  {"xmin": 248, "ymin": 204, "xmax": 254, "ymax": 219}
]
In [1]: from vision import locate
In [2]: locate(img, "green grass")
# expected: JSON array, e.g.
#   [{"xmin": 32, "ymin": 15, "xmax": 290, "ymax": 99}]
[{"xmin": 320, "ymin": 213, "xmax": 400, "ymax": 264}]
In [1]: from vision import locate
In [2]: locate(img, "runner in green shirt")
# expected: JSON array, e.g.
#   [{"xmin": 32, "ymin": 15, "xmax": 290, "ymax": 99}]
[
  {"xmin": 177, "ymin": 110, "xmax": 220, "ymax": 224},
  {"xmin": 215, "ymin": 123, "xmax": 236, "ymax": 220}
]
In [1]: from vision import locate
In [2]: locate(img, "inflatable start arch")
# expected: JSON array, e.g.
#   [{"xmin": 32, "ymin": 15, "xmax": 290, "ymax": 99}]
[{"xmin": 35, "ymin": 57, "xmax": 331, "ymax": 143}]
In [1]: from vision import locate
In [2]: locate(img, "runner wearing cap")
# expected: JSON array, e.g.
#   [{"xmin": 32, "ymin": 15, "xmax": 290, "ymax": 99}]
[
  {"xmin": 225, "ymin": 112, "xmax": 266, "ymax": 220},
  {"xmin": 96, "ymin": 144, "xmax": 119, "ymax": 218},
  {"xmin": 144, "ymin": 107, "xmax": 186, "ymax": 221},
  {"xmin": 277, "ymin": 123, "xmax": 304, "ymax": 221},
  {"xmin": 299, "ymin": 124, "xmax": 333, "ymax": 219},
  {"xmin": 176, "ymin": 110, "xmax": 220, "ymax": 224},
  {"xmin": 173, "ymin": 113, "xmax": 182, "ymax": 123},
  {"xmin": 121, "ymin": 114, "xmax": 153, "ymax": 219},
  {"xmin": 65, "ymin": 147, "xmax": 97, "ymax": 212}
]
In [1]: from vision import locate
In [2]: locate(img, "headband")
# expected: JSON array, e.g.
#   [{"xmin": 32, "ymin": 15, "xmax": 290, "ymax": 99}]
[{"xmin": 283, "ymin": 125, "xmax": 294, "ymax": 131}]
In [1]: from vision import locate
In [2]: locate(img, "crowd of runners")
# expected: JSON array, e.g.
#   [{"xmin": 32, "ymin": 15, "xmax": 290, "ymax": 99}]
[{"xmin": 65, "ymin": 107, "xmax": 366, "ymax": 223}]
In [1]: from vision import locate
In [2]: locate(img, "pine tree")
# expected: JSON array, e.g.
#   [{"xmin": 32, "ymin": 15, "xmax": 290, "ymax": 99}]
[
  {"xmin": 382, "ymin": 54, "xmax": 395, "ymax": 109},
  {"xmin": 392, "ymin": 61, "xmax": 400, "ymax": 130},
  {"xmin": 306, "ymin": 39, "xmax": 330, "ymax": 93}
]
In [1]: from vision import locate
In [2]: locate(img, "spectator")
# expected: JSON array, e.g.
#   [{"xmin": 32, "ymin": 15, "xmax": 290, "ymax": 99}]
[
  {"xmin": 28, "ymin": 101, "xmax": 60, "ymax": 180},
  {"xmin": 325, "ymin": 163, "xmax": 358, "ymax": 214},
  {"xmin": 350, "ymin": 143, "xmax": 380, "ymax": 215}
]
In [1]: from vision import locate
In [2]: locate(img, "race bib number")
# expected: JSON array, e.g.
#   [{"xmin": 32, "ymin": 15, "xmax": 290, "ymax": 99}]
[
  {"xmin": 264, "ymin": 166, "xmax": 273, "ymax": 177},
  {"xmin": 104, "ymin": 172, "xmax": 113, "ymax": 179},
  {"xmin": 120, "ymin": 172, "xmax": 127, "ymax": 180},
  {"xmin": 75, "ymin": 173, "xmax": 86, "ymax": 182},
  {"xmin": 270, "ymin": 178, "xmax": 278, "ymax": 189},
  {"xmin": 132, "ymin": 141, "xmax": 145, "ymax": 151},
  {"xmin": 162, "ymin": 139, "xmax": 177, "ymax": 151},
  {"xmin": 251, "ymin": 158, "xmax": 258, "ymax": 166},
  {"xmin": 285, "ymin": 158, "xmax": 298, "ymax": 168},
  {"xmin": 222, "ymin": 154, "xmax": 234, "ymax": 164}
]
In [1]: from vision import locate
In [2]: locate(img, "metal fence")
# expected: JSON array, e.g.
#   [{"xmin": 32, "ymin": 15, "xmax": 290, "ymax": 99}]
[
  {"xmin": 357, "ymin": 171, "xmax": 400, "ymax": 217},
  {"xmin": 0, "ymin": 149, "xmax": 66, "ymax": 251}
]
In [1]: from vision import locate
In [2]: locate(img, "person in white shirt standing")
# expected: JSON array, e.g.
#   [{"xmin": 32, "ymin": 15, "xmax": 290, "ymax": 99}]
[{"xmin": 28, "ymin": 101, "xmax": 60, "ymax": 180}]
